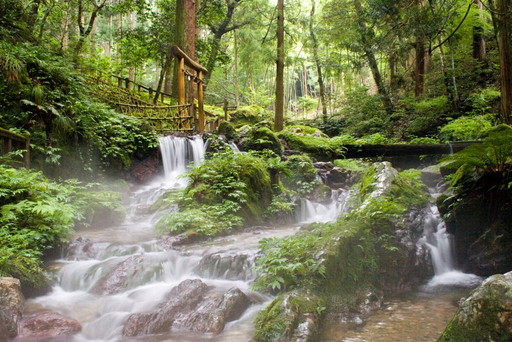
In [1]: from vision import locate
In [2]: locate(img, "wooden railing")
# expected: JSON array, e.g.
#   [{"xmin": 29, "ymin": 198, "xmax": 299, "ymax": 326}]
[
  {"xmin": 0, "ymin": 128, "xmax": 30, "ymax": 168},
  {"xmin": 171, "ymin": 45, "xmax": 208, "ymax": 133}
]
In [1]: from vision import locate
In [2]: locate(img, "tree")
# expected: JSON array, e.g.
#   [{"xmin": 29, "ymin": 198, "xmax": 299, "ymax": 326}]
[
  {"xmin": 309, "ymin": 0, "xmax": 327, "ymax": 118},
  {"xmin": 275, "ymin": 0, "xmax": 284, "ymax": 131},
  {"xmin": 489, "ymin": 0, "xmax": 512, "ymax": 123}
]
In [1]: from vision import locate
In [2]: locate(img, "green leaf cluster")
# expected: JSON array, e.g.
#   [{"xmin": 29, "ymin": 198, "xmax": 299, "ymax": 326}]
[{"xmin": 0, "ymin": 166, "xmax": 125, "ymax": 286}]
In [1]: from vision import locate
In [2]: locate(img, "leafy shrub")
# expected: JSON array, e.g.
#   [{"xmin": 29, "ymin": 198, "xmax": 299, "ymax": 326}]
[
  {"xmin": 284, "ymin": 125, "xmax": 328, "ymax": 137},
  {"xmin": 282, "ymin": 155, "xmax": 319, "ymax": 196},
  {"xmin": 0, "ymin": 166, "xmax": 124, "ymax": 286},
  {"xmin": 438, "ymin": 115, "xmax": 494, "ymax": 142},
  {"xmin": 157, "ymin": 151, "xmax": 273, "ymax": 237},
  {"xmin": 405, "ymin": 96, "xmax": 451, "ymax": 137},
  {"xmin": 464, "ymin": 88, "xmax": 500, "ymax": 116},
  {"xmin": 334, "ymin": 86, "xmax": 388, "ymax": 137},
  {"xmin": 354, "ymin": 133, "xmax": 396, "ymax": 145},
  {"xmin": 441, "ymin": 124, "xmax": 512, "ymax": 190}
]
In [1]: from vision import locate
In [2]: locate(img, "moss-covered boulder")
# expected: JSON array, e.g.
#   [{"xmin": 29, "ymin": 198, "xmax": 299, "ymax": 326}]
[
  {"xmin": 438, "ymin": 272, "xmax": 512, "ymax": 342},
  {"xmin": 278, "ymin": 131, "xmax": 345, "ymax": 161},
  {"xmin": 253, "ymin": 162, "xmax": 432, "ymax": 341},
  {"xmin": 239, "ymin": 127, "xmax": 283, "ymax": 155},
  {"xmin": 254, "ymin": 291, "xmax": 324, "ymax": 342},
  {"xmin": 215, "ymin": 121, "xmax": 238, "ymax": 141}
]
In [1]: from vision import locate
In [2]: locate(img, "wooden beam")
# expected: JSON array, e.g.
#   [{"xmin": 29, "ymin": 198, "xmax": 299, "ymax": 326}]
[
  {"xmin": 171, "ymin": 45, "xmax": 208, "ymax": 75},
  {"xmin": 197, "ymin": 71, "xmax": 205, "ymax": 133},
  {"xmin": 177, "ymin": 57, "xmax": 186, "ymax": 106}
]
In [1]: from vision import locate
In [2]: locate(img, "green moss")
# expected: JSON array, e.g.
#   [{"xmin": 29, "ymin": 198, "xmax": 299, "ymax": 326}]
[
  {"xmin": 333, "ymin": 159, "xmax": 368, "ymax": 171},
  {"xmin": 284, "ymin": 125, "xmax": 328, "ymax": 137},
  {"xmin": 240, "ymin": 127, "xmax": 284, "ymax": 155},
  {"xmin": 278, "ymin": 131, "xmax": 346, "ymax": 161},
  {"xmin": 254, "ymin": 297, "xmax": 287, "ymax": 342},
  {"xmin": 216, "ymin": 120, "xmax": 238, "ymax": 141}
]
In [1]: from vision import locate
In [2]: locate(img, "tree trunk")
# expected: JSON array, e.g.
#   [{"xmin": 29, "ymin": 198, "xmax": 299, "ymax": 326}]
[
  {"xmin": 472, "ymin": 0, "xmax": 486, "ymax": 62},
  {"xmin": 274, "ymin": 0, "xmax": 285, "ymax": 132},
  {"xmin": 495, "ymin": 0, "xmax": 512, "ymax": 123},
  {"xmin": 414, "ymin": 39, "xmax": 427, "ymax": 96},
  {"xmin": 353, "ymin": 0, "xmax": 393, "ymax": 114},
  {"xmin": 309, "ymin": 0, "xmax": 327, "ymax": 118},
  {"xmin": 233, "ymin": 30, "xmax": 240, "ymax": 107}
]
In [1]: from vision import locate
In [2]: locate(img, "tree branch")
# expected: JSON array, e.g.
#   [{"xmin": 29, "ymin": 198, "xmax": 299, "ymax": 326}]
[{"xmin": 431, "ymin": 1, "xmax": 473, "ymax": 52}]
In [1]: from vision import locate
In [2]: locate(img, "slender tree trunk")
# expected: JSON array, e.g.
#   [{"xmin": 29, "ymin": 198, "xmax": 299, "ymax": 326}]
[
  {"xmin": 233, "ymin": 30, "xmax": 240, "ymax": 107},
  {"xmin": 414, "ymin": 39, "xmax": 426, "ymax": 96},
  {"xmin": 494, "ymin": 0, "xmax": 512, "ymax": 123},
  {"xmin": 309, "ymin": 0, "xmax": 327, "ymax": 118},
  {"xmin": 353, "ymin": 0, "xmax": 393, "ymax": 114},
  {"xmin": 274, "ymin": 0, "xmax": 285, "ymax": 131},
  {"xmin": 472, "ymin": 0, "xmax": 486, "ymax": 62}
]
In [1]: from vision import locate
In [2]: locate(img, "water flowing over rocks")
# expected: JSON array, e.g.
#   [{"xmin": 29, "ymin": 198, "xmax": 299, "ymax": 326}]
[
  {"xmin": 16, "ymin": 311, "xmax": 81, "ymax": 339},
  {"xmin": 194, "ymin": 252, "xmax": 257, "ymax": 281},
  {"xmin": 91, "ymin": 255, "xmax": 144, "ymax": 295},
  {"xmin": 0, "ymin": 277, "xmax": 24, "ymax": 338},
  {"xmin": 122, "ymin": 279, "xmax": 252, "ymax": 336},
  {"xmin": 438, "ymin": 271, "xmax": 512, "ymax": 341},
  {"xmin": 314, "ymin": 162, "xmax": 361, "ymax": 189}
]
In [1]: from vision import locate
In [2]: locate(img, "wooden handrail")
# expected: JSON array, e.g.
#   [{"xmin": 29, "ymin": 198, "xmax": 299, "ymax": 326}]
[
  {"xmin": 171, "ymin": 45, "xmax": 209, "ymax": 75},
  {"xmin": 0, "ymin": 128, "xmax": 30, "ymax": 168}
]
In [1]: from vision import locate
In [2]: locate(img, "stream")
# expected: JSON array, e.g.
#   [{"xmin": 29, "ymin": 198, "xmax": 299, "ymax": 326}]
[{"xmin": 22, "ymin": 136, "xmax": 481, "ymax": 342}]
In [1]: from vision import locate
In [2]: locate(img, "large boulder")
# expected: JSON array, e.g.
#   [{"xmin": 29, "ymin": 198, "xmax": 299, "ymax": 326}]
[
  {"xmin": 0, "ymin": 277, "xmax": 24, "ymax": 338},
  {"xmin": 123, "ymin": 279, "xmax": 252, "ymax": 337},
  {"xmin": 17, "ymin": 311, "xmax": 81, "ymax": 339},
  {"xmin": 122, "ymin": 279, "xmax": 209, "ymax": 336},
  {"xmin": 172, "ymin": 287, "xmax": 252, "ymax": 334},
  {"xmin": 438, "ymin": 271, "xmax": 512, "ymax": 341}
]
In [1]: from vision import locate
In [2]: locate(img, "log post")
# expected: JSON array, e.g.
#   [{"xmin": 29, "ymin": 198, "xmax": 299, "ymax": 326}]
[{"xmin": 197, "ymin": 71, "xmax": 205, "ymax": 133}]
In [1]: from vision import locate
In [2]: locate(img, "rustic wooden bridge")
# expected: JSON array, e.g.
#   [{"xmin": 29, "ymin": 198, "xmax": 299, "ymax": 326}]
[{"xmin": 93, "ymin": 45, "xmax": 211, "ymax": 134}]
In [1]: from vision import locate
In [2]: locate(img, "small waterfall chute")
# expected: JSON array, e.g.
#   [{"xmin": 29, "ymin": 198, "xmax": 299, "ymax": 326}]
[
  {"xmin": 158, "ymin": 135, "xmax": 205, "ymax": 188},
  {"xmin": 297, "ymin": 189, "xmax": 354, "ymax": 224}
]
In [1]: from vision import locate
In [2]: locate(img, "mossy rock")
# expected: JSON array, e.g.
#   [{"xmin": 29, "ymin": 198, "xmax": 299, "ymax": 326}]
[
  {"xmin": 438, "ymin": 272, "xmax": 512, "ymax": 342},
  {"xmin": 215, "ymin": 121, "xmax": 238, "ymax": 141},
  {"xmin": 254, "ymin": 292, "xmax": 323, "ymax": 342},
  {"xmin": 239, "ymin": 127, "xmax": 284, "ymax": 156},
  {"xmin": 284, "ymin": 125, "xmax": 329, "ymax": 138},
  {"xmin": 278, "ymin": 131, "xmax": 345, "ymax": 161}
]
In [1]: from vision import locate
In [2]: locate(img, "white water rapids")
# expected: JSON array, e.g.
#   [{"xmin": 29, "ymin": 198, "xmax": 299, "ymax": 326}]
[{"xmin": 23, "ymin": 137, "xmax": 480, "ymax": 341}]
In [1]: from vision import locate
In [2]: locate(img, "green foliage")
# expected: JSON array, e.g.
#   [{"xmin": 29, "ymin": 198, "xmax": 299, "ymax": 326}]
[
  {"xmin": 333, "ymin": 159, "xmax": 369, "ymax": 171},
  {"xmin": 284, "ymin": 125, "xmax": 328, "ymax": 137},
  {"xmin": 439, "ymin": 115, "xmax": 494, "ymax": 142},
  {"xmin": 278, "ymin": 131, "xmax": 346, "ymax": 160},
  {"xmin": 354, "ymin": 133, "xmax": 396, "ymax": 145},
  {"xmin": 253, "ymin": 234, "xmax": 325, "ymax": 292},
  {"xmin": 333, "ymin": 86, "xmax": 388, "ymax": 137},
  {"xmin": 239, "ymin": 127, "xmax": 284, "ymax": 155},
  {"xmin": 156, "ymin": 151, "xmax": 273, "ymax": 237},
  {"xmin": 254, "ymin": 298, "xmax": 287, "ymax": 342},
  {"xmin": 464, "ymin": 88, "xmax": 501, "ymax": 116},
  {"xmin": 441, "ymin": 125, "xmax": 512, "ymax": 190},
  {"xmin": 0, "ymin": 166, "xmax": 124, "ymax": 286},
  {"xmin": 405, "ymin": 96, "xmax": 451, "ymax": 137},
  {"xmin": 282, "ymin": 155, "xmax": 319, "ymax": 196}
]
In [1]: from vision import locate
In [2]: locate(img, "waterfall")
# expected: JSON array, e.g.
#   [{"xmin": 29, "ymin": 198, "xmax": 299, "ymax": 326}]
[
  {"xmin": 158, "ymin": 135, "xmax": 205, "ymax": 188},
  {"xmin": 420, "ymin": 202, "xmax": 481, "ymax": 288},
  {"xmin": 298, "ymin": 189, "xmax": 354, "ymax": 224}
]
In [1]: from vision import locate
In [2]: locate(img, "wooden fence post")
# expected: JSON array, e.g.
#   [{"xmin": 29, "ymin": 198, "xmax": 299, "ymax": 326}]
[{"xmin": 197, "ymin": 71, "xmax": 205, "ymax": 133}]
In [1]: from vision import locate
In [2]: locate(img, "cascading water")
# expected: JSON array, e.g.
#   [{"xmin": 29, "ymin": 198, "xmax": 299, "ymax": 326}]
[
  {"xmin": 420, "ymin": 193, "xmax": 481, "ymax": 289},
  {"xmin": 158, "ymin": 135, "xmax": 205, "ymax": 188},
  {"xmin": 297, "ymin": 189, "xmax": 354, "ymax": 224}
]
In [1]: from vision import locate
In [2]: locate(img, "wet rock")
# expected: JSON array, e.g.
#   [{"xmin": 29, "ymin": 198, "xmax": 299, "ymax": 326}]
[
  {"xmin": 122, "ymin": 279, "xmax": 209, "ymax": 336},
  {"xmin": 195, "ymin": 252, "xmax": 256, "ymax": 281},
  {"xmin": 314, "ymin": 162, "xmax": 361, "ymax": 189},
  {"xmin": 64, "ymin": 237, "xmax": 100, "ymax": 260},
  {"xmin": 0, "ymin": 277, "xmax": 24, "ymax": 338},
  {"xmin": 123, "ymin": 279, "xmax": 253, "ymax": 337},
  {"xmin": 172, "ymin": 287, "xmax": 252, "ymax": 334},
  {"xmin": 91, "ymin": 255, "xmax": 144, "ymax": 295},
  {"xmin": 17, "ymin": 311, "xmax": 81, "ymax": 339},
  {"xmin": 420, "ymin": 165, "xmax": 443, "ymax": 188},
  {"xmin": 129, "ymin": 149, "xmax": 161, "ymax": 183},
  {"xmin": 438, "ymin": 271, "xmax": 512, "ymax": 341}
]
